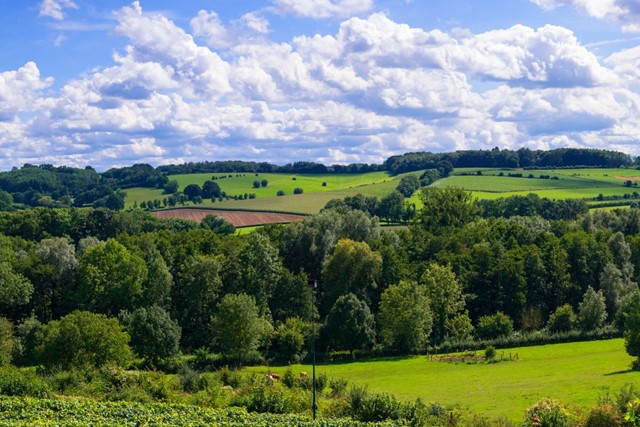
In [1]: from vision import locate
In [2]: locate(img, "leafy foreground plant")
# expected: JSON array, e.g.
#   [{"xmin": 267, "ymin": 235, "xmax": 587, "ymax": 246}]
[{"xmin": 0, "ymin": 396, "xmax": 411, "ymax": 427}]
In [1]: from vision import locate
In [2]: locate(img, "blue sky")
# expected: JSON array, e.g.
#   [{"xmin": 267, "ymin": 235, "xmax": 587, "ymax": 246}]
[{"xmin": 0, "ymin": 0, "xmax": 639, "ymax": 170}]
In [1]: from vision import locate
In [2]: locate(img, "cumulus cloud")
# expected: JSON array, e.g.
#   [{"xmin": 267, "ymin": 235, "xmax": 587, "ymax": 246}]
[
  {"xmin": 39, "ymin": 0, "xmax": 78, "ymax": 20},
  {"xmin": 271, "ymin": 0, "xmax": 373, "ymax": 19},
  {"xmin": 4, "ymin": 4, "xmax": 640, "ymax": 170},
  {"xmin": 530, "ymin": 0, "xmax": 640, "ymax": 32},
  {"xmin": 0, "ymin": 62, "xmax": 53, "ymax": 121}
]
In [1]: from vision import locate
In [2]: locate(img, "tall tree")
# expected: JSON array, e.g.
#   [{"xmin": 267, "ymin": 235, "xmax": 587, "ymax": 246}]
[
  {"xmin": 378, "ymin": 280, "xmax": 432, "ymax": 353},
  {"xmin": 418, "ymin": 187, "xmax": 479, "ymax": 233},
  {"xmin": 324, "ymin": 293, "xmax": 375, "ymax": 356}
]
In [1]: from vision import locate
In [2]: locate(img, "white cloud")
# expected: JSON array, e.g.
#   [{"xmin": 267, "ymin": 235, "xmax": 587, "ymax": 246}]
[
  {"xmin": 0, "ymin": 62, "xmax": 53, "ymax": 121},
  {"xmin": 530, "ymin": 0, "xmax": 640, "ymax": 32},
  {"xmin": 271, "ymin": 0, "xmax": 373, "ymax": 19},
  {"xmin": 39, "ymin": 0, "xmax": 78, "ymax": 20},
  {"xmin": 4, "ymin": 5, "xmax": 640, "ymax": 171}
]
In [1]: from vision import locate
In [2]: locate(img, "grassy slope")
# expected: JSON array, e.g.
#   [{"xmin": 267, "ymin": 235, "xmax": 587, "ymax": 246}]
[{"xmin": 248, "ymin": 339, "xmax": 640, "ymax": 421}]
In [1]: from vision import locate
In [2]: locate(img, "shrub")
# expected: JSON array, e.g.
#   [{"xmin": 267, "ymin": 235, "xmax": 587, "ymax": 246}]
[
  {"xmin": 522, "ymin": 398, "xmax": 574, "ymax": 427},
  {"xmin": 484, "ymin": 345, "xmax": 496, "ymax": 361},
  {"xmin": 277, "ymin": 190, "xmax": 285, "ymax": 196},
  {"xmin": 475, "ymin": 312, "xmax": 514, "ymax": 340},
  {"xmin": 547, "ymin": 304, "xmax": 577, "ymax": 333},
  {"xmin": 578, "ymin": 287, "xmax": 607, "ymax": 332},
  {"xmin": 261, "ymin": 180, "xmax": 268, "ymax": 187},
  {"xmin": 583, "ymin": 405, "xmax": 623, "ymax": 427},
  {"xmin": 322, "ymin": 182, "xmax": 327, "ymax": 186},
  {"xmin": 252, "ymin": 181, "xmax": 260, "ymax": 188},
  {"xmin": 0, "ymin": 366, "xmax": 50, "ymax": 397},
  {"xmin": 293, "ymin": 188, "xmax": 304, "ymax": 195},
  {"xmin": 329, "ymin": 377, "xmax": 348, "ymax": 397}
]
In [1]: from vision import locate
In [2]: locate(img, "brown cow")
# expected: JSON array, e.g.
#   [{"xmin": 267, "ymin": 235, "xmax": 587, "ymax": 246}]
[{"xmin": 299, "ymin": 371, "xmax": 308, "ymax": 378}]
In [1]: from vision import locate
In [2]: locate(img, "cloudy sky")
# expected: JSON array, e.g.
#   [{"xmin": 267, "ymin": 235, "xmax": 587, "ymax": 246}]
[{"xmin": 1, "ymin": 0, "xmax": 639, "ymax": 171}]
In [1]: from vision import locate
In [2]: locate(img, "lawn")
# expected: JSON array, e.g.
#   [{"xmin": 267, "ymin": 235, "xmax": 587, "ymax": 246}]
[{"xmin": 248, "ymin": 339, "xmax": 640, "ymax": 421}]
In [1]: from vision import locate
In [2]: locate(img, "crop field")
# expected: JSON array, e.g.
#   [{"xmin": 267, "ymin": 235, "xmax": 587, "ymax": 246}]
[
  {"xmin": 0, "ymin": 396, "xmax": 398, "ymax": 427},
  {"xmin": 248, "ymin": 339, "xmax": 640, "ymax": 421}
]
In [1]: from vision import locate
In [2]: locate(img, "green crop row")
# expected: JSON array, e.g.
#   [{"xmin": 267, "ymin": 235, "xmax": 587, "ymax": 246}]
[{"xmin": 0, "ymin": 396, "xmax": 407, "ymax": 427}]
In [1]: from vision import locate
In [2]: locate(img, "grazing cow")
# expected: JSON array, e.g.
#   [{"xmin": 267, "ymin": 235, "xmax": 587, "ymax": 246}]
[
  {"xmin": 271, "ymin": 373, "xmax": 281, "ymax": 380},
  {"xmin": 299, "ymin": 371, "xmax": 308, "ymax": 378}
]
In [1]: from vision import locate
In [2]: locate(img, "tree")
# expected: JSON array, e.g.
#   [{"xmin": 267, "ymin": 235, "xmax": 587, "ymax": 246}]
[
  {"xmin": 123, "ymin": 306, "xmax": 181, "ymax": 365},
  {"xmin": 273, "ymin": 317, "xmax": 308, "ymax": 363},
  {"xmin": 76, "ymin": 239, "xmax": 147, "ymax": 315},
  {"xmin": 321, "ymin": 239, "xmax": 382, "ymax": 313},
  {"xmin": 37, "ymin": 311, "xmax": 132, "ymax": 370},
  {"xmin": 183, "ymin": 184, "xmax": 202, "ymax": 201},
  {"xmin": 578, "ymin": 287, "xmax": 607, "ymax": 331},
  {"xmin": 0, "ymin": 262, "xmax": 33, "ymax": 319},
  {"xmin": 261, "ymin": 179, "xmax": 268, "ymax": 187},
  {"xmin": 201, "ymin": 180, "xmax": 221, "ymax": 198},
  {"xmin": 475, "ymin": 312, "xmax": 514, "ymax": 340},
  {"xmin": 172, "ymin": 254, "xmax": 223, "ymax": 350},
  {"xmin": 200, "ymin": 215, "xmax": 235, "ymax": 235},
  {"xmin": 0, "ymin": 317, "xmax": 14, "ymax": 366},
  {"xmin": 420, "ymin": 263, "xmax": 469, "ymax": 343},
  {"xmin": 418, "ymin": 187, "xmax": 479, "ymax": 232},
  {"xmin": 141, "ymin": 250, "xmax": 172, "ymax": 309},
  {"xmin": 253, "ymin": 180, "xmax": 260, "ymax": 188},
  {"xmin": 293, "ymin": 187, "xmax": 304, "ymax": 194},
  {"xmin": 164, "ymin": 180, "xmax": 179, "ymax": 194},
  {"xmin": 547, "ymin": 304, "xmax": 577, "ymax": 333},
  {"xmin": 378, "ymin": 191, "xmax": 405, "ymax": 223},
  {"xmin": 270, "ymin": 270, "xmax": 314, "ymax": 323},
  {"xmin": 323, "ymin": 293, "xmax": 375, "ymax": 356},
  {"xmin": 104, "ymin": 192, "xmax": 125, "ymax": 211},
  {"xmin": 622, "ymin": 290, "xmax": 640, "ymax": 368},
  {"xmin": 31, "ymin": 237, "xmax": 78, "ymax": 321},
  {"xmin": 396, "ymin": 175, "xmax": 420, "ymax": 198},
  {"xmin": 211, "ymin": 293, "xmax": 272, "ymax": 363},
  {"xmin": 0, "ymin": 190, "xmax": 13, "ymax": 211},
  {"xmin": 378, "ymin": 281, "xmax": 432, "ymax": 353}
]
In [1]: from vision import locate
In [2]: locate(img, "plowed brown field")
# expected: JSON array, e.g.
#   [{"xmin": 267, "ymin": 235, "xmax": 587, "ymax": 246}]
[{"xmin": 152, "ymin": 209, "xmax": 306, "ymax": 227}]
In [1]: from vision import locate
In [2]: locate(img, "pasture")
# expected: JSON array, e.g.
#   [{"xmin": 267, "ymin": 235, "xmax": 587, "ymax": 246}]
[{"xmin": 249, "ymin": 339, "xmax": 640, "ymax": 421}]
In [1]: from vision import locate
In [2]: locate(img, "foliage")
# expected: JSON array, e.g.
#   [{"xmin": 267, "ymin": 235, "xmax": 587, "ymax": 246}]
[
  {"xmin": 547, "ymin": 304, "xmax": 577, "ymax": 333},
  {"xmin": 418, "ymin": 187, "xmax": 479, "ymax": 232},
  {"xmin": 200, "ymin": 215, "xmax": 235, "ymax": 234},
  {"xmin": 324, "ymin": 293, "xmax": 376, "ymax": 355},
  {"xmin": 0, "ymin": 366, "xmax": 50, "ymax": 398},
  {"xmin": 583, "ymin": 405, "xmax": 623, "ymax": 427},
  {"xmin": 484, "ymin": 345, "xmax": 496, "ymax": 361},
  {"xmin": 0, "ymin": 396, "xmax": 408, "ymax": 427},
  {"xmin": 395, "ymin": 175, "xmax": 420, "ymax": 198},
  {"xmin": 37, "ymin": 310, "xmax": 132, "ymax": 370},
  {"xmin": 210, "ymin": 293, "xmax": 272, "ymax": 364},
  {"xmin": 475, "ymin": 312, "xmax": 514, "ymax": 340},
  {"xmin": 77, "ymin": 239, "xmax": 147, "ymax": 315},
  {"xmin": 272, "ymin": 317, "xmax": 308, "ymax": 363},
  {"xmin": 0, "ymin": 317, "xmax": 14, "ymax": 366},
  {"xmin": 420, "ymin": 263, "xmax": 469, "ymax": 343},
  {"xmin": 123, "ymin": 306, "xmax": 182, "ymax": 364},
  {"xmin": 578, "ymin": 287, "xmax": 607, "ymax": 332},
  {"xmin": 378, "ymin": 280, "xmax": 432, "ymax": 353},
  {"xmin": 623, "ymin": 290, "xmax": 640, "ymax": 367},
  {"xmin": 522, "ymin": 398, "xmax": 575, "ymax": 427}
]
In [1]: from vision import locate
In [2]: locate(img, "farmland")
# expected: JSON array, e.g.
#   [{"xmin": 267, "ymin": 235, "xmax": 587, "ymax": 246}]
[{"xmin": 248, "ymin": 339, "xmax": 640, "ymax": 421}]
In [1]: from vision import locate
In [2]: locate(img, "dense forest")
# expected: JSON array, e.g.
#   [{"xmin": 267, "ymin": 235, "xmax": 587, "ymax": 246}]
[
  {"xmin": 1, "ymin": 186, "xmax": 640, "ymax": 372},
  {"xmin": 0, "ymin": 148, "xmax": 633, "ymax": 210}
]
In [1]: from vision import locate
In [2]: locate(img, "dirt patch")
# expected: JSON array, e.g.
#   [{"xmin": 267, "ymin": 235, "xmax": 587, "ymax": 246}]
[
  {"xmin": 152, "ymin": 209, "xmax": 306, "ymax": 227},
  {"xmin": 615, "ymin": 176, "xmax": 640, "ymax": 182}
]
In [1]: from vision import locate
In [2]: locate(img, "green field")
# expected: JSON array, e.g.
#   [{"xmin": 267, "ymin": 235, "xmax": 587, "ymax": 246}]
[
  {"xmin": 124, "ymin": 171, "xmax": 416, "ymax": 214},
  {"xmin": 249, "ymin": 339, "xmax": 640, "ymax": 421}
]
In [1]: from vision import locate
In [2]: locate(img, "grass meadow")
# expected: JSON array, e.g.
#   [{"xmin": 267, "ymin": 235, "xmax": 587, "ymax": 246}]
[{"xmin": 249, "ymin": 339, "xmax": 640, "ymax": 421}]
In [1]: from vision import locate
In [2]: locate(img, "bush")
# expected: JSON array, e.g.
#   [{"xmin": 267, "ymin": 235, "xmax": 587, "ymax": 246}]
[
  {"xmin": 277, "ymin": 190, "xmax": 285, "ymax": 196},
  {"xmin": 547, "ymin": 304, "xmax": 577, "ymax": 333},
  {"xmin": 293, "ymin": 188, "xmax": 304, "ymax": 195},
  {"xmin": 583, "ymin": 405, "xmax": 623, "ymax": 427},
  {"xmin": 484, "ymin": 345, "xmax": 496, "ymax": 361},
  {"xmin": 329, "ymin": 377, "xmax": 348, "ymax": 397},
  {"xmin": 522, "ymin": 398, "xmax": 574, "ymax": 427},
  {"xmin": 0, "ymin": 366, "xmax": 50, "ymax": 397},
  {"xmin": 475, "ymin": 312, "xmax": 514, "ymax": 340}
]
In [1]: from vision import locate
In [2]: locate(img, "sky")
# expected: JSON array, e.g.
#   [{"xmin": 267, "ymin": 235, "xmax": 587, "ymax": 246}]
[{"xmin": 1, "ymin": 1, "xmax": 640, "ymax": 171}]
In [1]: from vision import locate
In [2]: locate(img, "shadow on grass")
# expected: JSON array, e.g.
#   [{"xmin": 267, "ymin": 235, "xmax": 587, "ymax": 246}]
[{"xmin": 604, "ymin": 369, "xmax": 634, "ymax": 376}]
